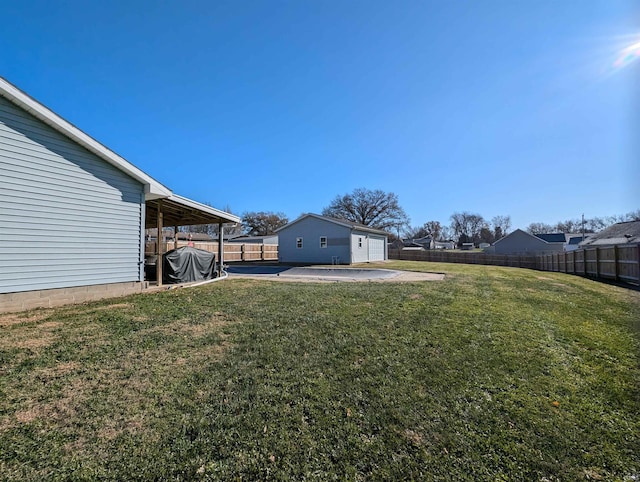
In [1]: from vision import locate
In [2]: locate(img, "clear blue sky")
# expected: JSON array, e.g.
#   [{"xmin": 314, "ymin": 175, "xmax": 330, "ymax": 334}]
[{"xmin": 2, "ymin": 1, "xmax": 638, "ymax": 230}]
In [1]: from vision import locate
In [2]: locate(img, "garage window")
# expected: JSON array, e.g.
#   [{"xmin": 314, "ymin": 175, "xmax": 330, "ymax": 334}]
[
  {"xmin": 296, "ymin": 237, "xmax": 303, "ymax": 249},
  {"xmin": 320, "ymin": 236, "xmax": 327, "ymax": 248},
  {"xmin": 358, "ymin": 237, "xmax": 363, "ymax": 248}
]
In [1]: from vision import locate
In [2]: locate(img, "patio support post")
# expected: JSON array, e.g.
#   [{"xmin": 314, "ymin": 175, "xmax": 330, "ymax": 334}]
[
  {"xmin": 174, "ymin": 225, "xmax": 178, "ymax": 250},
  {"xmin": 156, "ymin": 200, "xmax": 163, "ymax": 286},
  {"xmin": 217, "ymin": 223, "xmax": 224, "ymax": 277}
]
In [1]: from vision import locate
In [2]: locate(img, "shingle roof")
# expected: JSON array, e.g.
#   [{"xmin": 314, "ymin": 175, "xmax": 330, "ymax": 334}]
[
  {"xmin": 534, "ymin": 233, "xmax": 567, "ymax": 243},
  {"xmin": 276, "ymin": 213, "xmax": 389, "ymax": 236},
  {"xmin": 580, "ymin": 221, "xmax": 640, "ymax": 246}
]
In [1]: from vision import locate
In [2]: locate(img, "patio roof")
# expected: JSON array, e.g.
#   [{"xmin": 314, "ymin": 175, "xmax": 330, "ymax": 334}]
[{"xmin": 145, "ymin": 194, "xmax": 240, "ymax": 228}]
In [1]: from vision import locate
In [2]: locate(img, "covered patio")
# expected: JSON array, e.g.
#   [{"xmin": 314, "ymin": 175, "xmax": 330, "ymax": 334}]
[{"xmin": 145, "ymin": 194, "xmax": 241, "ymax": 286}]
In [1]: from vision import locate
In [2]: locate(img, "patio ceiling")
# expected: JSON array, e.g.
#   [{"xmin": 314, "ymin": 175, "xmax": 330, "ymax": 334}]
[{"xmin": 145, "ymin": 194, "xmax": 240, "ymax": 228}]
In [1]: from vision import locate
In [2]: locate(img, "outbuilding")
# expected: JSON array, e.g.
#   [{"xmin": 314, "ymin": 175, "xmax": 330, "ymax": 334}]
[
  {"xmin": 276, "ymin": 213, "xmax": 388, "ymax": 265},
  {"xmin": 0, "ymin": 77, "xmax": 239, "ymax": 312}
]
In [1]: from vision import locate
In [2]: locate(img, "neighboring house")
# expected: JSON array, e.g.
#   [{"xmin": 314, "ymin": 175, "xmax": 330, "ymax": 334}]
[
  {"xmin": 0, "ymin": 77, "xmax": 239, "ymax": 311},
  {"xmin": 392, "ymin": 236, "xmax": 435, "ymax": 250},
  {"xmin": 492, "ymin": 229, "xmax": 565, "ymax": 255},
  {"xmin": 276, "ymin": 213, "xmax": 388, "ymax": 264},
  {"xmin": 566, "ymin": 235, "xmax": 588, "ymax": 252},
  {"xmin": 434, "ymin": 241, "xmax": 456, "ymax": 250},
  {"xmin": 579, "ymin": 221, "xmax": 640, "ymax": 247},
  {"xmin": 411, "ymin": 236, "xmax": 435, "ymax": 250}
]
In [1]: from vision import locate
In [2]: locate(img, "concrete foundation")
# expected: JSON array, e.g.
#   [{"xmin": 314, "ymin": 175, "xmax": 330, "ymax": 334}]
[{"xmin": 0, "ymin": 281, "xmax": 147, "ymax": 314}]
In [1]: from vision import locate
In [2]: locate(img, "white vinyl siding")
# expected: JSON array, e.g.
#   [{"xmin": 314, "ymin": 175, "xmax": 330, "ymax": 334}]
[
  {"xmin": 0, "ymin": 96, "xmax": 144, "ymax": 294},
  {"xmin": 351, "ymin": 233, "xmax": 368, "ymax": 263},
  {"xmin": 277, "ymin": 215, "xmax": 388, "ymax": 264}
]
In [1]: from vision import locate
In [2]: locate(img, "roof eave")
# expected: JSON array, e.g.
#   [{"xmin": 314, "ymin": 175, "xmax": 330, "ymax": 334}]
[{"xmin": 169, "ymin": 194, "xmax": 241, "ymax": 224}]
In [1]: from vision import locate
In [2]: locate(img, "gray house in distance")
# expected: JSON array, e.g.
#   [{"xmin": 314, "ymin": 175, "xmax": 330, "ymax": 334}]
[
  {"xmin": 276, "ymin": 214, "xmax": 388, "ymax": 264},
  {"xmin": 492, "ymin": 229, "xmax": 564, "ymax": 255},
  {"xmin": 0, "ymin": 77, "xmax": 239, "ymax": 312}
]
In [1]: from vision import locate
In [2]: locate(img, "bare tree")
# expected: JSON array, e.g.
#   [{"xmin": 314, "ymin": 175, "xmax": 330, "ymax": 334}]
[
  {"xmin": 403, "ymin": 225, "xmax": 428, "ymax": 239},
  {"xmin": 450, "ymin": 212, "xmax": 487, "ymax": 245},
  {"xmin": 242, "ymin": 211, "xmax": 289, "ymax": 236},
  {"xmin": 322, "ymin": 188, "xmax": 409, "ymax": 231},
  {"xmin": 555, "ymin": 219, "xmax": 582, "ymax": 233},
  {"xmin": 526, "ymin": 222, "xmax": 554, "ymax": 234},
  {"xmin": 180, "ymin": 203, "xmax": 241, "ymax": 237},
  {"xmin": 403, "ymin": 220, "xmax": 442, "ymax": 240},
  {"xmin": 490, "ymin": 215, "xmax": 511, "ymax": 240},
  {"xmin": 440, "ymin": 225, "xmax": 454, "ymax": 241}
]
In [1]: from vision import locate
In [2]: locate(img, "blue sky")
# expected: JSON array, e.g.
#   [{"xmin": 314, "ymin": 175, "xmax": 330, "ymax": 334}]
[{"xmin": 2, "ymin": 1, "xmax": 638, "ymax": 231}]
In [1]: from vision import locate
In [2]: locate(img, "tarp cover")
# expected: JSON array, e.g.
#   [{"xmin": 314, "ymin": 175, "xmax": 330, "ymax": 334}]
[{"xmin": 162, "ymin": 247, "xmax": 216, "ymax": 284}]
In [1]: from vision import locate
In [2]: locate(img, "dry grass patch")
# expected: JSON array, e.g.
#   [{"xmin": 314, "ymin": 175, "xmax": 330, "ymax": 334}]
[
  {"xmin": 0, "ymin": 310, "xmax": 55, "ymax": 327},
  {"xmin": 0, "ymin": 320, "xmax": 62, "ymax": 351}
]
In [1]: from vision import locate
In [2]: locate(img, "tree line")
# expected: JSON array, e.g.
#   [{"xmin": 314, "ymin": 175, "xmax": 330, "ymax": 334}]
[{"xmin": 183, "ymin": 188, "xmax": 639, "ymax": 245}]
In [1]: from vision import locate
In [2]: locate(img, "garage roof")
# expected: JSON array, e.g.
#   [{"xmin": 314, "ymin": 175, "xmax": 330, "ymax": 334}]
[{"xmin": 276, "ymin": 213, "xmax": 389, "ymax": 236}]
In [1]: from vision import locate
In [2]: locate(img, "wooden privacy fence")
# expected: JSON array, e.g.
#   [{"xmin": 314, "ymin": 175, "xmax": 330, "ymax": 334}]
[
  {"xmin": 145, "ymin": 241, "xmax": 278, "ymax": 262},
  {"xmin": 388, "ymin": 249, "xmax": 538, "ymax": 269},
  {"xmin": 536, "ymin": 243, "xmax": 639, "ymax": 284},
  {"xmin": 389, "ymin": 243, "xmax": 640, "ymax": 286}
]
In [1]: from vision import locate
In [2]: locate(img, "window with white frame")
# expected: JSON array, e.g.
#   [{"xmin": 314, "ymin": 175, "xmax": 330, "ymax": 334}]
[
  {"xmin": 358, "ymin": 237, "xmax": 363, "ymax": 248},
  {"xmin": 320, "ymin": 236, "xmax": 327, "ymax": 248},
  {"xmin": 296, "ymin": 237, "xmax": 303, "ymax": 249}
]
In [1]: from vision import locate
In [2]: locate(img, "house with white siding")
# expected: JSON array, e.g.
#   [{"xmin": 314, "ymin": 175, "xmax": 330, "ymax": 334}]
[
  {"xmin": 0, "ymin": 77, "xmax": 239, "ymax": 312},
  {"xmin": 276, "ymin": 214, "xmax": 388, "ymax": 265}
]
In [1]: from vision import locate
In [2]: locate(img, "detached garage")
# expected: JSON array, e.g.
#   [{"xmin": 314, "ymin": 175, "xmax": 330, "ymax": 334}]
[{"xmin": 276, "ymin": 213, "xmax": 388, "ymax": 265}]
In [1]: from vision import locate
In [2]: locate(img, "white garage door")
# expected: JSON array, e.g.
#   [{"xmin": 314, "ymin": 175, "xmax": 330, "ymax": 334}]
[{"xmin": 368, "ymin": 236, "xmax": 385, "ymax": 261}]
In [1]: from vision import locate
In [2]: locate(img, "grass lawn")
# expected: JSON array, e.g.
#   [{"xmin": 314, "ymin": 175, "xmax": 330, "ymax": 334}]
[{"xmin": 1, "ymin": 261, "xmax": 639, "ymax": 480}]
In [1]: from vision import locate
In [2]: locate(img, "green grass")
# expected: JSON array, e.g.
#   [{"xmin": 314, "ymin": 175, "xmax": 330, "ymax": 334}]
[{"xmin": 1, "ymin": 262, "xmax": 638, "ymax": 480}]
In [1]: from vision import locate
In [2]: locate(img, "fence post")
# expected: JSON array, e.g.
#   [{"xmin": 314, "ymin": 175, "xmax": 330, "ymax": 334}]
[
  {"xmin": 595, "ymin": 247, "xmax": 600, "ymax": 279},
  {"xmin": 583, "ymin": 249, "xmax": 587, "ymax": 277},
  {"xmin": 613, "ymin": 245, "xmax": 619, "ymax": 282}
]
